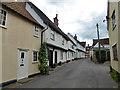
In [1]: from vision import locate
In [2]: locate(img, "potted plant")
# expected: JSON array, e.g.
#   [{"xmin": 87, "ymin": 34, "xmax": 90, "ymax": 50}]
[
  {"xmin": 58, "ymin": 61, "xmax": 62, "ymax": 66},
  {"xmin": 52, "ymin": 63, "xmax": 56, "ymax": 68}
]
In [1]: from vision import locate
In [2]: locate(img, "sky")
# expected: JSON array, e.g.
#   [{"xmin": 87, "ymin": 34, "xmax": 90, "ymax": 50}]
[{"xmin": 30, "ymin": 0, "xmax": 108, "ymax": 46}]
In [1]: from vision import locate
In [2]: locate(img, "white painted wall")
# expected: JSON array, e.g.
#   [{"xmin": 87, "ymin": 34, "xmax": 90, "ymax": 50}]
[
  {"xmin": 26, "ymin": 3, "xmax": 45, "ymax": 27},
  {"xmin": 43, "ymin": 27, "xmax": 68, "ymax": 51},
  {"xmin": 67, "ymin": 33, "xmax": 77, "ymax": 45},
  {"xmin": 67, "ymin": 33, "xmax": 86, "ymax": 59}
]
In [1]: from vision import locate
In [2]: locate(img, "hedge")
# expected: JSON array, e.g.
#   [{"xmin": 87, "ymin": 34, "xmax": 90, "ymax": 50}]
[{"xmin": 95, "ymin": 50, "xmax": 106, "ymax": 63}]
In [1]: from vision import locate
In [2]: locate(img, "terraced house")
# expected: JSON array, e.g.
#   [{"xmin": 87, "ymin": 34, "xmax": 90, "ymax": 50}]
[
  {"xmin": 0, "ymin": 2, "xmax": 44, "ymax": 86},
  {"xmin": 67, "ymin": 33, "xmax": 86, "ymax": 59},
  {"xmin": 107, "ymin": 0, "xmax": 120, "ymax": 76},
  {"xmin": 26, "ymin": 2, "xmax": 70, "ymax": 67},
  {"xmin": 0, "ymin": 1, "xmax": 87, "ymax": 86}
]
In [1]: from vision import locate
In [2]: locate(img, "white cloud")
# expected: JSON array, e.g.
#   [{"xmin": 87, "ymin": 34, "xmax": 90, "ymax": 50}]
[{"xmin": 30, "ymin": 0, "xmax": 108, "ymax": 46}]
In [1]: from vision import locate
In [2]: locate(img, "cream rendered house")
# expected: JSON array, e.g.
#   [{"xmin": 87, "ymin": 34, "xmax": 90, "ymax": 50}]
[
  {"xmin": 107, "ymin": 0, "xmax": 120, "ymax": 74},
  {"xmin": 0, "ymin": 2, "xmax": 43, "ymax": 86}
]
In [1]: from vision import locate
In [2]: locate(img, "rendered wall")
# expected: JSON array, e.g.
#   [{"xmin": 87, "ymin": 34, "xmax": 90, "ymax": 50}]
[
  {"xmin": 2, "ymin": 7, "xmax": 42, "ymax": 83},
  {"xmin": 0, "ymin": 26, "xmax": 2, "ymax": 84},
  {"xmin": 108, "ymin": 1, "xmax": 119, "ymax": 72}
]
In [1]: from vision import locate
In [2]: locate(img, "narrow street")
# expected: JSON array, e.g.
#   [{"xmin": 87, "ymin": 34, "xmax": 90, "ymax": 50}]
[{"xmin": 15, "ymin": 58, "xmax": 117, "ymax": 88}]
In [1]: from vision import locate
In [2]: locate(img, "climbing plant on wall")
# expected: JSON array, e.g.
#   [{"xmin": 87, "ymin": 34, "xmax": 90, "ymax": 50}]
[{"xmin": 38, "ymin": 42, "xmax": 49, "ymax": 74}]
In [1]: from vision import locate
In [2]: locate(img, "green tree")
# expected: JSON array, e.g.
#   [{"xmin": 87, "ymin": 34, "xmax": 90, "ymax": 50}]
[{"xmin": 38, "ymin": 42, "xmax": 49, "ymax": 74}]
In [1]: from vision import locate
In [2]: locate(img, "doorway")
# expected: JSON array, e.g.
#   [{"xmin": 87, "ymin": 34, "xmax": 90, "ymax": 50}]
[{"xmin": 18, "ymin": 50, "xmax": 28, "ymax": 80}]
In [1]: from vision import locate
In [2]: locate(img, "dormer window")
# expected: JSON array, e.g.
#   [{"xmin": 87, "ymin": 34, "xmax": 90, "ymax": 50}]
[
  {"xmin": 0, "ymin": 9, "xmax": 7, "ymax": 27},
  {"xmin": 50, "ymin": 30, "xmax": 55, "ymax": 40},
  {"xmin": 112, "ymin": 10, "xmax": 116, "ymax": 30}
]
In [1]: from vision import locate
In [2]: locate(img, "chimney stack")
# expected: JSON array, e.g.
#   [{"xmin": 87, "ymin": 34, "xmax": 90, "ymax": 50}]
[
  {"xmin": 53, "ymin": 14, "xmax": 59, "ymax": 26},
  {"xmin": 74, "ymin": 34, "xmax": 77, "ymax": 40}
]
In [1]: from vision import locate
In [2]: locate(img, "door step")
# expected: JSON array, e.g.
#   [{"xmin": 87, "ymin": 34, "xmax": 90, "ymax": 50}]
[{"xmin": 17, "ymin": 78, "xmax": 33, "ymax": 84}]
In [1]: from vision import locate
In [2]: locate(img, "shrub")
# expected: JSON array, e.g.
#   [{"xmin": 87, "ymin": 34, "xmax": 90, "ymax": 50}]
[
  {"xmin": 95, "ymin": 50, "xmax": 106, "ymax": 63},
  {"xmin": 58, "ymin": 61, "xmax": 62, "ymax": 66}
]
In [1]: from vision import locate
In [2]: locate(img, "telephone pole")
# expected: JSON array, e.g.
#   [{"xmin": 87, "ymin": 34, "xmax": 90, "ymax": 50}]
[{"xmin": 96, "ymin": 23, "xmax": 101, "ymax": 63}]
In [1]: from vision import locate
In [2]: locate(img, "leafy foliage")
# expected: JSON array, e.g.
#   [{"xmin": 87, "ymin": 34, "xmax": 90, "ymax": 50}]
[
  {"xmin": 109, "ymin": 67, "xmax": 119, "ymax": 82},
  {"xmin": 95, "ymin": 50, "xmax": 106, "ymax": 63},
  {"xmin": 38, "ymin": 42, "xmax": 49, "ymax": 75}
]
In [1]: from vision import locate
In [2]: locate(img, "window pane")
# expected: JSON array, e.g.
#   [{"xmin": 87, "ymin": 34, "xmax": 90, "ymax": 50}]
[
  {"xmin": 0, "ymin": 10, "xmax": 7, "ymax": 26},
  {"xmin": 4, "ymin": 11, "xmax": 6, "ymax": 16},
  {"xmin": 2, "ymin": 21, "xmax": 5, "ymax": 26},
  {"xmin": 33, "ymin": 51, "xmax": 38, "ymax": 62},
  {"xmin": 34, "ymin": 26, "xmax": 39, "ymax": 36},
  {"xmin": 21, "ymin": 52, "xmax": 24, "ymax": 58},
  {"xmin": 112, "ymin": 44, "xmax": 118, "ymax": 60}
]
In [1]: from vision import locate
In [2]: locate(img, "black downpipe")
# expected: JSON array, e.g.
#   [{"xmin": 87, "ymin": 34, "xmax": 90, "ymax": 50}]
[{"xmin": 41, "ymin": 24, "xmax": 48, "ymax": 46}]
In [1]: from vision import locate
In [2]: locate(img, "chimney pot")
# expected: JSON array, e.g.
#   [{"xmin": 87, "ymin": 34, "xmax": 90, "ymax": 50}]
[
  {"xmin": 74, "ymin": 34, "xmax": 77, "ymax": 40},
  {"xmin": 53, "ymin": 14, "xmax": 59, "ymax": 26}
]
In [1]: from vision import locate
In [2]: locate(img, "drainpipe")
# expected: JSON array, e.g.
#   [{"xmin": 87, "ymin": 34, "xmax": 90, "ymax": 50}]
[{"xmin": 41, "ymin": 23, "xmax": 48, "ymax": 46}]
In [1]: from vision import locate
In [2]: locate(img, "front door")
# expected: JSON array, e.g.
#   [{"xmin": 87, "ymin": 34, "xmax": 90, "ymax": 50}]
[
  {"xmin": 18, "ymin": 50, "xmax": 28, "ymax": 80},
  {"xmin": 55, "ymin": 51, "xmax": 57, "ymax": 64},
  {"xmin": 48, "ymin": 50, "xmax": 53, "ymax": 67}
]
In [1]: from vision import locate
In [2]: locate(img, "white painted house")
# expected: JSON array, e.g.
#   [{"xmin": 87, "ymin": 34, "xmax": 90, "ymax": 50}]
[
  {"xmin": 67, "ymin": 40, "xmax": 76, "ymax": 61},
  {"xmin": 76, "ymin": 40, "xmax": 86, "ymax": 58},
  {"xmin": 67, "ymin": 33, "xmax": 86, "ymax": 59},
  {"xmin": 26, "ymin": 2, "xmax": 70, "ymax": 67}
]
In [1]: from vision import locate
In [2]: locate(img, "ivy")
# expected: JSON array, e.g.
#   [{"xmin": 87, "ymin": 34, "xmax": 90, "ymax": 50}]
[{"xmin": 38, "ymin": 42, "xmax": 49, "ymax": 75}]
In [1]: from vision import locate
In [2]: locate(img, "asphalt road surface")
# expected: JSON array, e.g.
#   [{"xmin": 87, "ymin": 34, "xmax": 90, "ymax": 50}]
[{"xmin": 17, "ymin": 58, "xmax": 117, "ymax": 88}]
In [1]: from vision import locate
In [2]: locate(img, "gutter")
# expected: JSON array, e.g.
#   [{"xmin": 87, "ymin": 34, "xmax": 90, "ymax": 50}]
[{"xmin": 41, "ymin": 23, "xmax": 48, "ymax": 45}]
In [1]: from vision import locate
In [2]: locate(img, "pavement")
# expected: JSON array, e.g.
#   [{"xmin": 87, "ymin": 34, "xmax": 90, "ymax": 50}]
[{"xmin": 3, "ymin": 58, "xmax": 118, "ymax": 88}]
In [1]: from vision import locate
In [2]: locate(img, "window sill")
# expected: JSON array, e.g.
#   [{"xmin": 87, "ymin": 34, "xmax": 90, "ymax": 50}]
[
  {"xmin": 34, "ymin": 35, "xmax": 39, "ymax": 38},
  {"xmin": 113, "ymin": 59, "xmax": 118, "ymax": 61},
  {"xmin": 50, "ymin": 38, "xmax": 55, "ymax": 41},
  {"xmin": 0, "ymin": 25, "xmax": 7, "ymax": 29},
  {"xmin": 32, "ymin": 61, "xmax": 39, "ymax": 64}
]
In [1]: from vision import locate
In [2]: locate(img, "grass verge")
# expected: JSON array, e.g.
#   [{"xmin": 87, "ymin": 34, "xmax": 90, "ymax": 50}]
[{"xmin": 109, "ymin": 66, "xmax": 119, "ymax": 88}]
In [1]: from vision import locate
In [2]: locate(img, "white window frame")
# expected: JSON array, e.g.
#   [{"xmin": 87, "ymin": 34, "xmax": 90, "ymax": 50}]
[
  {"xmin": 112, "ymin": 10, "xmax": 116, "ymax": 30},
  {"xmin": 0, "ymin": 9, "xmax": 7, "ymax": 28},
  {"xmin": 112, "ymin": 44, "xmax": 118, "ymax": 61},
  {"xmin": 34, "ymin": 26, "xmax": 39, "ymax": 37},
  {"xmin": 62, "ymin": 38, "xmax": 64, "ymax": 45},
  {"xmin": 50, "ymin": 30, "xmax": 55, "ymax": 40},
  {"xmin": 32, "ymin": 51, "xmax": 38, "ymax": 63}
]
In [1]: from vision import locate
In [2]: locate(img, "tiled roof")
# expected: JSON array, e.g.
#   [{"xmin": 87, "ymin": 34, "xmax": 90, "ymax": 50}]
[
  {"xmin": 2, "ymin": 2, "xmax": 42, "ymax": 27},
  {"xmin": 79, "ymin": 42, "xmax": 86, "ymax": 47},
  {"xmin": 92, "ymin": 38, "xmax": 109, "ymax": 47}
]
